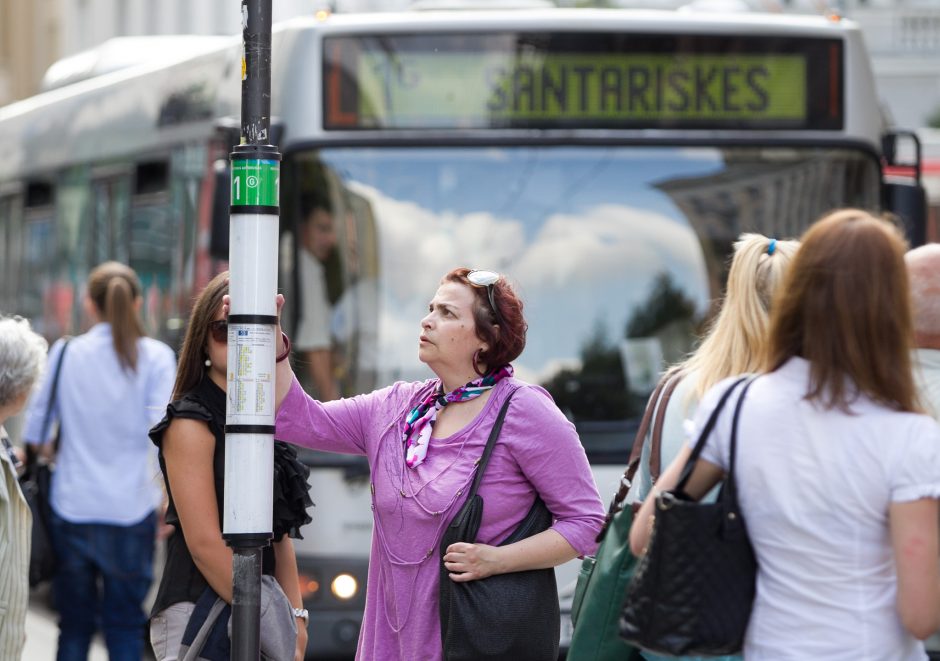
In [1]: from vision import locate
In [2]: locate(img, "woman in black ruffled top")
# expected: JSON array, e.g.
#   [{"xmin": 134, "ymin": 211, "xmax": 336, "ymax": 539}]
[{"xmin": 148, "ymin": 272, "xmax": 313, "ymax": 661}]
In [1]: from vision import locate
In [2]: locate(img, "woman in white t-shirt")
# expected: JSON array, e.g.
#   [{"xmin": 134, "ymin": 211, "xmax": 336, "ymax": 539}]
[{"xmin": 631, "ymin": 209, "xmax": 940, "ymax": 660}]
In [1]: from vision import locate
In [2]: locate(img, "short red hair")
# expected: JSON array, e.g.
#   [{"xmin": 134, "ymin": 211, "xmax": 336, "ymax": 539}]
[{"xmin": 442, "ymin": 267, "xmax": 527, "ymax": 369}]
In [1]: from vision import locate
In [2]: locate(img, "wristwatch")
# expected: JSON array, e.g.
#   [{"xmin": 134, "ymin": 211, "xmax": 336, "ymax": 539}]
[{"xmin": 292, "ymin": 607, "xmax": 309, "ymax": 624}]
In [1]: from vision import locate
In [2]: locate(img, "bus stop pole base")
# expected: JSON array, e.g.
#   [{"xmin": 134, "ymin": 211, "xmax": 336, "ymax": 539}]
[{"xmin": 230, "ymin": 545, "xmax": 264, "ymax": 661}]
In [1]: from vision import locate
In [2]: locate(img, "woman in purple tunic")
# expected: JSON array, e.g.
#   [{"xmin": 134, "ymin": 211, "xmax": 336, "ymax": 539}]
[{"xmin": 272, "ymin": 267, "xmax": 605, "ymax": 660}]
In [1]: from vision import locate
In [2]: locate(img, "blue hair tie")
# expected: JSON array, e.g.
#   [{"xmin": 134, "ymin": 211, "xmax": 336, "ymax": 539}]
[{"xmin": 767, "ymin": 239, "xmax": 777, "ymax": 255}]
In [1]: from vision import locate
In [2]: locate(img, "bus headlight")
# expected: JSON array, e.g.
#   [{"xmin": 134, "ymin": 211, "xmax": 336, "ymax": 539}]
[
  {"xmin": 331, "ymin": 573, "xmax": 358, "ymax": 600},
  {"xmin": 297, "ymin": 573, "xmax": 321, "ymax": 601}
]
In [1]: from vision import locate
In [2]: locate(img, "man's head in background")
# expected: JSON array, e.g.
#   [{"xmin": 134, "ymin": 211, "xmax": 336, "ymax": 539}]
[
  {"xmin": 906, "ymin": 243, "xmax": 940, "ymax": 350},
  {"xmin": 300, "ymin": 202, "xmax": 337, "ymax": 263}
]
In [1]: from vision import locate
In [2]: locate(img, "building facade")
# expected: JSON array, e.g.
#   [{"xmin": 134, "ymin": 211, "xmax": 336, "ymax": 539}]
[
  {"xmin": 0, "ymin": 0, "xmax": 60, "ymax": 104},
  {"xmin": 0, "ymin": 0, "xmax": 318, "ymax": 106}
]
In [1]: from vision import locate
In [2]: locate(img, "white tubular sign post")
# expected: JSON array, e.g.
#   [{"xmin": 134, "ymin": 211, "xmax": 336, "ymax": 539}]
[{"xmin": 224, "ymin": 0, "xmax": 279, "ymax": 658}]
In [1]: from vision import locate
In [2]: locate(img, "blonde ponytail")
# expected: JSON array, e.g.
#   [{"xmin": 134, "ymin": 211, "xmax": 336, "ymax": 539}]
[{"xmin": 682, "ymin": 233, "xmax": 799, "ymax": 398}]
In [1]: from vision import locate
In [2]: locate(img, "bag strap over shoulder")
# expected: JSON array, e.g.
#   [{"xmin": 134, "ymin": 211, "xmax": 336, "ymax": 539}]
[
  {"xmin": 648, "ymin": 371, "xmax": 685, "ymax": 482},
  {"xmin": 595, "ymin": 368, "xmax": 683, "ymax": 543},
  {"xmin": 465, "ymin": 389, "xmax": 517, "ymax": 502},
  {"xmin": 30, "ymin": 337, "xmax": 71, "ymax": 466},
  {"xmin": 675, "ymin": 375, "xmax": 755, "ymax": 495}
]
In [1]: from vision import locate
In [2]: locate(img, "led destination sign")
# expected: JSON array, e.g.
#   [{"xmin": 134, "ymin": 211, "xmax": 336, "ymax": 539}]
[
  {"xmin": 323, "ymin": 33, "xmax": 843, "ymax": 131},
  {"xmin": 483, "ymin": 55, "xmax": 803, "ymax": 120}
]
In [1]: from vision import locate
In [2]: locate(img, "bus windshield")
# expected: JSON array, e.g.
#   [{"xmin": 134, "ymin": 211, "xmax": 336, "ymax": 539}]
[{"xmin": 281, "ymin": 144, "xmax": 878, "ymax": 463}]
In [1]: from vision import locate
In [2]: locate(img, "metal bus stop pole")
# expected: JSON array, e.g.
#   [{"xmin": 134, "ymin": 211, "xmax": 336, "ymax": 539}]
[{"xmin": 224, "ymin": 1, "xmax": 279, "ymax": 659}]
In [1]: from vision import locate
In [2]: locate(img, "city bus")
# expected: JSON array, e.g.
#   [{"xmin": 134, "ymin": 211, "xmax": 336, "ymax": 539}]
[
  {"xmin": 0, "ymin": 7, "xmax": 926, "ymax": 658},
  {"xmin": 917, "ymin": 128, "xmax": 940, "ymax": 243}
]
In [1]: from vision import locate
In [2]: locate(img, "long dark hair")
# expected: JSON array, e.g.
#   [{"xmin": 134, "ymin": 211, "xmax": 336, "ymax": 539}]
[
  {"xmin": 764, "ymin": 209, "xmax": 919, "ymax": 412},
  {"xmin": 87, "ymin": 261, "xmax": 145, "ymax": 371},
  {"xmin": 173, "ymin": 272, "xmax": 228, "ymax": 399}
]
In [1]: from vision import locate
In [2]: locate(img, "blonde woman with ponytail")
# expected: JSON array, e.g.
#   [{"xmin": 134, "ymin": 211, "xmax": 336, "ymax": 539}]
[
  {"xmin": 632, "ymin": 211, "xmax": 940, "ymax": 658},
  {"xmin": 23, "ymin": 261, "xmax": 176, "ymax": 661},
  {"xmin": 628, "ymin": 234, "xmax": 798, "ymax": 661}
]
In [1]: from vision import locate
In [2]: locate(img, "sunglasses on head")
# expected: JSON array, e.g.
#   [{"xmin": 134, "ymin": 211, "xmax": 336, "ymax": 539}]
[
  {"xmin": 467, "ymin": 270, "xmax": 505, "ymax": 326},
  {"xmin": 208, "ymin": 319, "xmax": 228, "ymax": 344}
]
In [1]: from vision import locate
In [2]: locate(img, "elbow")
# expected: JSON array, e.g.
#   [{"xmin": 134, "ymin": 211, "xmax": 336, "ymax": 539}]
[
  {"xmin": 187, "ymin": 536, "xmax": 225, "ymax": 574},
  {"xmin": 899, "ymin": 609, "xmax": 939, "ymax": 641},
  {"xmin": 188, "ymin": 543, "xmax": 213, "ymax": 573},
  {"xmin": 896, "ymin": 573, "xmax": 940, "ymax": 640},
  {"xmin": 903, "ymin": 620, "xmax": 937, "ymax": 642}
]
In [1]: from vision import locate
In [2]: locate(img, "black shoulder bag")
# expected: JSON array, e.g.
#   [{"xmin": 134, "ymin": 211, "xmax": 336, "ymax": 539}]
[
  {"xmin": 620, "ymin": 375, "xmax": 758, "ymax": 656},
  {"xmin": 439, "ymin": 390, "xmax": 559, "ymax": 661},
  {"xmin": 20, "ymin": 337, "xmax": 70, "ymax": 587}
]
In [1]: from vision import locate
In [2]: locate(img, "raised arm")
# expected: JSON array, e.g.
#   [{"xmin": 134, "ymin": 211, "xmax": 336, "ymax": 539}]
[{"xmin": 274, "ymin": 296, "xmax": 296, "ymax": 411}]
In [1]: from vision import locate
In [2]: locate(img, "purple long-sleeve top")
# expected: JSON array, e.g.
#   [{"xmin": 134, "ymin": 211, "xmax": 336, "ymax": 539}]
[{"xmin": 275, "ymin": 375, "xmax": 604, "ymax": 661}]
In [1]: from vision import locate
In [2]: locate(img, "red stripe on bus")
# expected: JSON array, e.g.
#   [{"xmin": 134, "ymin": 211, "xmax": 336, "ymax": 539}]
[{"xmin": 884, "ymin": 163, "xmax": 940, "ymax": 177}]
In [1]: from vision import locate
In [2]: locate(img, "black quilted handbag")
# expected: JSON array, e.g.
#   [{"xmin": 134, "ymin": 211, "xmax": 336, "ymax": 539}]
[
  {"xmin": 439, "ymin": 391, "xmax": 559, "ymax": 661},
  {"xmin": 620, "ymin": 376, "xmax": 757, "ymax": 656}
]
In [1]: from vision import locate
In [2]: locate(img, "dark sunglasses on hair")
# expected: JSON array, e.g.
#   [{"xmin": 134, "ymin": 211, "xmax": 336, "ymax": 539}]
[
  {"xmin": 208, "ymin": 319, "xmax": 228, "ymax": 344},
  {"xmin": 467, "ymin": 270, "xmax": 505, "ymax": 326}
]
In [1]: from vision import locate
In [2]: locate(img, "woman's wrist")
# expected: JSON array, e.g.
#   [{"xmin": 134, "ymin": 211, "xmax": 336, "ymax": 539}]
[{"xmin": 276, "ymin": 331, "xmax": 292, "ymax": 363}]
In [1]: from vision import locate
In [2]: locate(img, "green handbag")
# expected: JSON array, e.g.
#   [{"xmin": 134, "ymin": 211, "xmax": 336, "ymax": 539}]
[{"xmin": 568, "ymin": 370, "xmax": 684, "ymax": 661}]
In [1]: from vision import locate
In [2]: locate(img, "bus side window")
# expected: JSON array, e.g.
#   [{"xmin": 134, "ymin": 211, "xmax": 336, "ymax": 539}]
[
  {"xmin": 130, "ymin": 160, "xmax": 175, "ymax": 338},
  {"xmin": 23, "ymin": 182, "xmax": 56, "ymax": 337},
  {"xmin": 0, "ymin": 193, "xmax": 23, "ymax": 313},
  {"xmin": 332, "ymin": 194, "xmax": 380, "ymax": 396},
  {"xmin": 91, "ymin": 173, "xmax": 131, "ymax": 266},
  {"xmin": 281, "ymin": 154, "xmax": 380, "ymax": 398}
]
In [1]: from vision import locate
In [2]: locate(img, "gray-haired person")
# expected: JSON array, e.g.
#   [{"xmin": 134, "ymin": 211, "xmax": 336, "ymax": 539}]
[
  {"xmin": 906, "ymin": 244, "xmax": 940, "ymax": 419},
  {"xmin": 0, "ymin": 315, "xmax": 48, "ymax": 659}
]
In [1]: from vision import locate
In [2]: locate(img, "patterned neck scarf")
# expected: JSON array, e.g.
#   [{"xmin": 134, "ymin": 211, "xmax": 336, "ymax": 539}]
[{"xmin": 402, "ymin": 365, "xmax": 513, "ymax": 469}]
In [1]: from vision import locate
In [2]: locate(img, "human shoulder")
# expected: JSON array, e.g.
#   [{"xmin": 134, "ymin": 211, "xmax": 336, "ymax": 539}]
[
  {"xmin": 659, "ymin": 369, "xmax": 700, "ymax": 419},
  {"xmin": 160, "ymin": 417, "xmax": 217, "ymax": 463},
  {"xmin": 696, "ymin": 373, "xmax": 753, "ymax": 415},
  {"xmin": 882, "ymin": 409, "xmax": 940, "ymax": 444},
  {"xmin": 150, "ymin": 382, "xmax": 219, "ymax": 446},
  {"xmin": 381, "ymin": 378, "xmax": 437, "ymax": 409},
  {"xmin": 498, "ymin": 378, "xmax": 575, "ymax": 435},
  {"xmin": 344, "ymin": 378, "xmax": 437, "ymax": 421},
  {"xmin": 501, "ymin": 378, "xmax": 560, "ymax": 412},
  {"xmin": 882, "ymin": 410, "xmax": 940, "ymax": 503}
]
